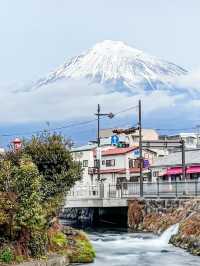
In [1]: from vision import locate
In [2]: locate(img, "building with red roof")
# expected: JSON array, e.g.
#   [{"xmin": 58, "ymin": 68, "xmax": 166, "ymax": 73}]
[{"xmin": 72, "ymin": 143, "xmax": 157, "ymax": 187}]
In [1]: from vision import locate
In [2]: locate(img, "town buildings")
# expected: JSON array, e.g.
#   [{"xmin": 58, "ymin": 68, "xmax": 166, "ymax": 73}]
[
  {"xmin": 72, "ymin": 143, "xmax": 157, "ymax": 186},
  {"xmin": 72, "ymin": 128, "xmax": 160, "ymax": 187},
  {"xmin": 160, "ymin": 133, "xmax": 200, "ymax": 150},
  {"xmin": 71, "ymin": 128, "xmax": 200, "ymax": 188},
  {"xmin": 150, "ymin": 149, "xmax": 200, "ymax": 182},
  {"xmin": 100, "ymin": 128, "xmax": 159, "ymax": 146}
]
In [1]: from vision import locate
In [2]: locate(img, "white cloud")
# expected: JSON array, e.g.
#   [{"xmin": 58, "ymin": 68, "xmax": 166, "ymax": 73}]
[
  {"xmin": 173, "ymin": 68, "xmax": 200, "ymax": 93},
  {"xmin": 0, "ymin": 79, "xmax": 181, "ymax": 124},
  {"xmin": 0, "ymin": 73, "xmax": 200, "ymax": 125}
]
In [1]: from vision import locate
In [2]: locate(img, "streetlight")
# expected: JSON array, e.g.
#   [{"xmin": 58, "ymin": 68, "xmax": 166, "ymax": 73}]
[{"xmin": 95, "ymin": 104, "xmax": 114, "ymax": 181}]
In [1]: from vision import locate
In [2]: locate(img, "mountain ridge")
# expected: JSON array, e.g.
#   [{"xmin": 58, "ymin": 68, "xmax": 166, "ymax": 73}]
[{"xmin": 32, "ymin": 40, "xmax": 187, "ymax": 93}]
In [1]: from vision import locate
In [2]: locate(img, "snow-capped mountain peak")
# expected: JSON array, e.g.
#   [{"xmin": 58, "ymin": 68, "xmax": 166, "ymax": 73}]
[{"xmin": 33, "ymin": 40, "xmax": 187, "ymax": 92}]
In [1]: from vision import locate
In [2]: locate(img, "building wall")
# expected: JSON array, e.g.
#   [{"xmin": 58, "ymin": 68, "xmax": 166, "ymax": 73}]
[
  {"xmin": 72, "ymin": 147, "xmax": 157, "ymax": 187},
  {"xmin": 73, "ymin": 149, "xmax": 94, "ymax": 185},
  {"xmin": 100, "ymin": 128, "xmax": 159, "ymax": 146}
]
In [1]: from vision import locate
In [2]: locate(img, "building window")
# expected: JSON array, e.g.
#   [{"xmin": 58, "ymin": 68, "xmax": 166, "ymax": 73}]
[
  {"xmin": 102, "ymin": 160, "xmax": 105, "ymax": 165},
  {"xmin": 129, "ymin": 159, "xmax": 134, "ymax": 168},
  {"xmin": 132, "ymin": 136, "xmax": 139, "ymax": 142},
  {"xmin": 82, "ymin": 160, "xmax": 88, "ymax": 167},
  {"xmin": 134, "ymin": 159, "xmax": 140, "ymax": 168},
  {"xmin": 153, "ymin": 171, "xmax": 159, "ymax": 177},
  {"xmin": 106, "ymin": 159, "xmax": 115, "ymax": 167},
  {"xmin": 186, "ymin": 137, "xmax": 194, "ymax": 145},
  {"xmin": 94, "ymin": 159, "xmax": 100, "ymax": 168}
]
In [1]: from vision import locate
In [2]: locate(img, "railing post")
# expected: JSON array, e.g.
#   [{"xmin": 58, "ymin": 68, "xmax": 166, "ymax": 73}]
[
  {"xmin": 195, "ymin": 180, "xmax": 198, "ymax": 196},
  {"xmin": 121, "ymin": 183, "xmax": 123, "ymax": 198},
  {"xmin": 157, "ymin": 179, "xmax": 159, "ymax": 197},
  {"xmin": 99, "ymin": 182, "xmax": 104, "ymax": 199},
  {"xmin": 175, "ymin": 180, "xmax": 178, "ymax": 198}
]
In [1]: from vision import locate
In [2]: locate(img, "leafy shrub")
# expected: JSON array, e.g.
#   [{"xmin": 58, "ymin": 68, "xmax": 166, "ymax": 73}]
[
  {"xmin": 15, "ymin": 255, "xmax": 24, "ymax": 263},
  {"xmin": 51, "ymin": 232, "xmax": 68, "ymax": 249},
  {"xmin": 28, "ymin": 231, "xmax": 48, "ymax": 258},
  {"xmin": 0, "ymin": 133, "xmax": 84, "ymax": 260},
  {"xmin": 0, "ymin": 247, "xmax": 14, "ymax": 264},
  {"xmin": 69, "ymin": 238, "xmax": 95, "ymax": 263}
]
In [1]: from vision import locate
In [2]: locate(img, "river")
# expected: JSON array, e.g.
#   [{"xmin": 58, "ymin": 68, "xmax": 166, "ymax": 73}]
[{"xmin": 83, "ymin": 225, "xmax": 200, "ymax": 266}]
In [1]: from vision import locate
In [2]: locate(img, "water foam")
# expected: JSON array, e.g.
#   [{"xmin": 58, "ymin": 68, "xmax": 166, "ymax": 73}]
[{"xmin": 159, "ymin": 223, "xmax": 179, "ymax": 244}]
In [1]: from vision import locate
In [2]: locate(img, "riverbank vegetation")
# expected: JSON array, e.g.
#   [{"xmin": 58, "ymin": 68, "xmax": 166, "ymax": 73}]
[{"xmin": 0, "ymin": 133, "xmax": 95, "ymax": 264}]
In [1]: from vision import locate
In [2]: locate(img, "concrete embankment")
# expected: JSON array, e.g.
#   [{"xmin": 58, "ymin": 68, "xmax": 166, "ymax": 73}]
[{"xmin": 128, "ymin": 198, "xmax": 200, "ymax": 255}]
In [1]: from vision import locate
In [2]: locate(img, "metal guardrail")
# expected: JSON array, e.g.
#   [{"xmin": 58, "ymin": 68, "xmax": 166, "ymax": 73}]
[
  {"xmin": 110, "ymin": 181, "xmax": 200, "ymax": 198},
  {"xmin": 66, "ymin": 181, "xmax": 200, "ymax": 200}
]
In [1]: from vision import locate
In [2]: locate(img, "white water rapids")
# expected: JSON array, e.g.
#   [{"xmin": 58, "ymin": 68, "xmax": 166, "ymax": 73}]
[{"xmin": 83, "ymin": 224, "xmax": 200, "ymax": 266}]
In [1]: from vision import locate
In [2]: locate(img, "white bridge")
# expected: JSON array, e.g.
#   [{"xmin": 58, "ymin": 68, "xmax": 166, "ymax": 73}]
[{"xmin": 64, "ymin": 181, "xmax": 200, "ymax": 208}]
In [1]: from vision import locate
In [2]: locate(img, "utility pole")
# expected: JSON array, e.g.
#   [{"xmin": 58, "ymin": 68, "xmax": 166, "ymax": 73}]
[
  {"xmin": 97, "ymin": 104, "xmax": 100, "ymax": 148},
  {"xmin": 181, "ymin": 139, "xmax": 186, "ymax": 180},
  {"xmin": 96, "ymin": 104, "xmax": 101, "ymax": 181},
  {"xmin": 95, "ymin": 104, "xmax": 114, "ymax": 181},
  {"xmin": 138, "ymin": 100, "xmax": 143, "ymax": 197},
  {"xmin": 196, "ymin": 125, "xmax": 200, "ymax": 148},
  {"xmin": 112, "ymin": 100, "xmax": 143, "ymax": 197}
]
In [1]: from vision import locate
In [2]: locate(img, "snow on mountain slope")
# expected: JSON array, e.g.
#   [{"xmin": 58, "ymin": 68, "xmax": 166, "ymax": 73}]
[{"xmin": 33, "ymin": 40, "xmax": 187, "ymax": 93}]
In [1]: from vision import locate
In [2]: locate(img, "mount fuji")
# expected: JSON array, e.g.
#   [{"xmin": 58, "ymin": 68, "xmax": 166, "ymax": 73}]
[{"xmin": 31, "ymin": 40, "xmax": 187, "ymax": 93}]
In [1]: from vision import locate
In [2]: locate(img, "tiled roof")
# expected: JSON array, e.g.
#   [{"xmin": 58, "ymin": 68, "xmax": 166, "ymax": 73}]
[
  {"xmin": 94, "ymin": 146, "xmax": 138, "ymax": 157},
  {"xmin": 102, "ymin": 147, "xmax": 137, "ymax": 156}
]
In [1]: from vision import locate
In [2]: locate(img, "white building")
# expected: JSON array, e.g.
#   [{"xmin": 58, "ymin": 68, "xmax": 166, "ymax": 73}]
[
  {"xmin": 100, "ymin": 128, "xmax": 159, "ymax": 146},
  {"xmin": 160, "ymin": 132, "xmax": 200, "ymax": 150},
  {"xmin": 72, "ymin": 142, "xmax": 157, "ymax": 187}
]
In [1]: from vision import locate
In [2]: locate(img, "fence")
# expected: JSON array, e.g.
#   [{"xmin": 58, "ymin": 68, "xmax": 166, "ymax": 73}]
[
  {"xmin": 67, "ymin": 184, "xmax": 104, "ymax": 199},
  {"xmin": 67, "ymin": 181, "xmax": 200, "ymax": 200}
]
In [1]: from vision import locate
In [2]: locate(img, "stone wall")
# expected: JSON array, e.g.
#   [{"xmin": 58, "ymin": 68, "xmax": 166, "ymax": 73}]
[
  {"xmin": 128, "ymin": 198, "xmax": 200, "ymax": 255},
  {"xmin": 128, "ymin": 198, "xmax": 187, "ymax": 231}
]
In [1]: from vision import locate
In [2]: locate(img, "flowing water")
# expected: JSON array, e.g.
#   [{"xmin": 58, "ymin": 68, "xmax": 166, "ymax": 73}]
[{"xmin": 83, "ymin": 224, "xmax": 200, "ymax": 266}]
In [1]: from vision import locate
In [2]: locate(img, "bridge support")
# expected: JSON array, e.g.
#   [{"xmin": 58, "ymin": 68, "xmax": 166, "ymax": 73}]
[{"xmin": 60, "ymin": 206, "xmax": 128, "ymax": 227}]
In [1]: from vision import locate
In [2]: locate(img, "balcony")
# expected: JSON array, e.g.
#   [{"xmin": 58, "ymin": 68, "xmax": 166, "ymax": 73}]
[{"xmin": 88, "ymin": 167, "xmax": 98, "ymax": 175}]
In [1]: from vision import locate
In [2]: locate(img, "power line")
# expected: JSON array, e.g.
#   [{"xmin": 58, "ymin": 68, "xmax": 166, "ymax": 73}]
[
  {"xmin": 1, "ymin": 119, "xmax": 97, "ymax": 138},
  {"xmin": 114, "ymin": 104, "xmax": 138, "ymax": 116},
  {"xmin": 0, "ymin": 104, "xmax": 138, "ymax": 138}
]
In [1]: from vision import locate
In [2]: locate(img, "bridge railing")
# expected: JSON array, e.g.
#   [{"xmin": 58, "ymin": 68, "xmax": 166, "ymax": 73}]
[
  {"xmin": 120, "ymin": 180, "xmax": 200, "ymax": 198},
  {"xmin": 66, "ymin": 181, "xmax": 200, "ymax": 200},
  {"xmin": 66, "ymin": 184, "xmax": 102, "ymax": 199}
]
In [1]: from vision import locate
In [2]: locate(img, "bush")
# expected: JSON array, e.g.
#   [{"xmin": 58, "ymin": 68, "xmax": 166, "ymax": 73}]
[
  {"xmin": 0, "ymin": 133, "xmax": 84, "ymax": 260},
  {"xmin": 66, "ymin": 230, "xmax": 96, "ymax": 263},
  {"xmin": 15, "ymin": 255, "xmax": 24, "ymax": 264},
  {"xmin": 0, "ymin": 247, "xmax": 14, "ymax": 264},
  {"xmin": 51, "ymin": 232, "xmax": 68, "ymax": 249},
  {"xmin": 69, "ymin": 239, "xmax": 96, "ymax": 263},
  {"xmin": 28, "ymin": 231, "xmax": 48, "ymax": 258}
]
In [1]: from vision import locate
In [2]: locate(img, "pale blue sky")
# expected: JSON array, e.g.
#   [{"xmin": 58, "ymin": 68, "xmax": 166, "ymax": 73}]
[{"xmin": 0, "ymin": 0, "xmax": 200, "ymax": 86}]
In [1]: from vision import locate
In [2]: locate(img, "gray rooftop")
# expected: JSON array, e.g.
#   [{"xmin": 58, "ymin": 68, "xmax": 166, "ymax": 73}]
[
  {"xmin": 151, "ymin": 149, "xmax": 200, "ymax": 168},
  {"xmin": 71, "ymin": 143, "xmax": 97, "ymax": 152}
]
